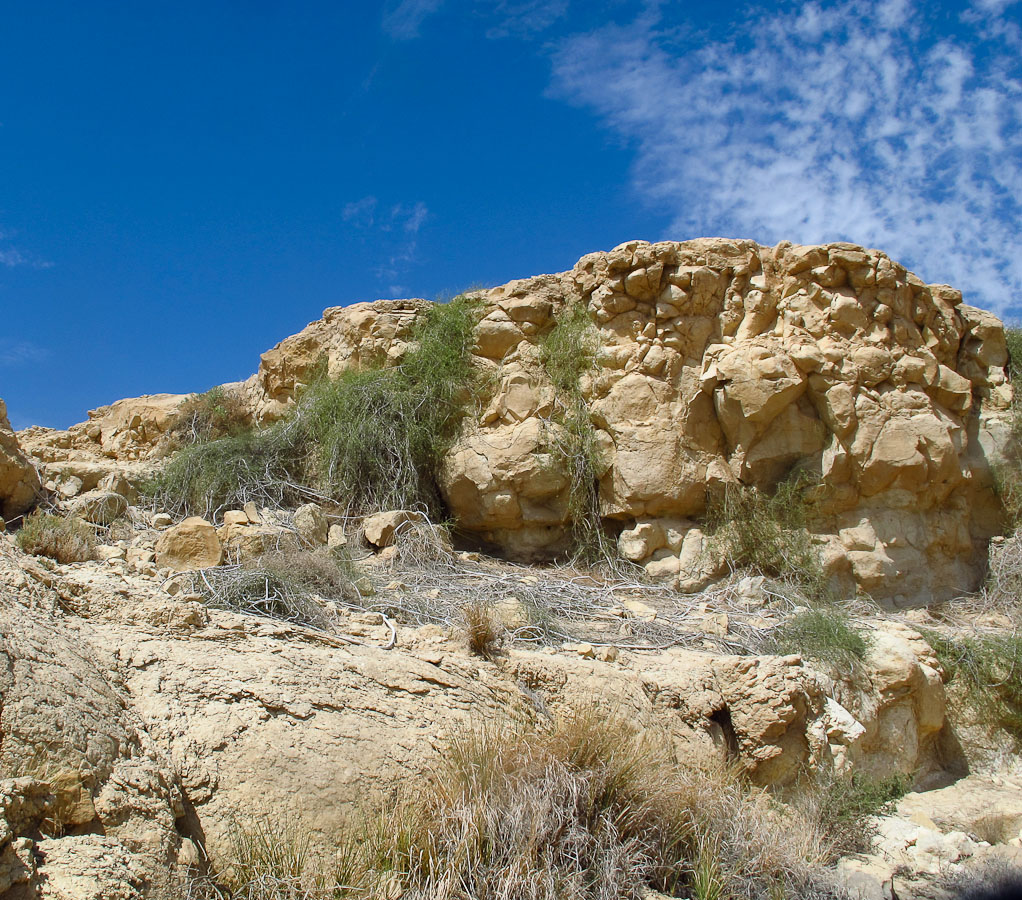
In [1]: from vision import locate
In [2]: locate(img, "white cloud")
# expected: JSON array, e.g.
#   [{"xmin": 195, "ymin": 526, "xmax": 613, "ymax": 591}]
[
  {"xmin": 343, "ymin": 198, "xmax": 431, "ymax": 291},
  {"xmin": 549, "ymin": 0, "xmax": 1022, "ymax": 316},
  {"xmin": 342, "ymin": 196, "xmax": 377, "ymax": 227},
  {"xmin": 0, "ymin": 339, "xmax": 50, "ymax": 366},
  {"xmin": 382, "ymin": 0, "xmax": 445, "ymax": 40}
]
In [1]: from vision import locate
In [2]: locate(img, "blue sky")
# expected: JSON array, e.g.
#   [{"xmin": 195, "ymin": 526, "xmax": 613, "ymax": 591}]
[{"xmin": 1, "ymin": 0, "xmax": 1019, "ymax": 429}]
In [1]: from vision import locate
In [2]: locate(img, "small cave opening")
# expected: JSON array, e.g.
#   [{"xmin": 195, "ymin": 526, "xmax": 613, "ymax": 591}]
[{"xmin": 708, "ymin": 706, "xmax": 740, "ymax": 761}]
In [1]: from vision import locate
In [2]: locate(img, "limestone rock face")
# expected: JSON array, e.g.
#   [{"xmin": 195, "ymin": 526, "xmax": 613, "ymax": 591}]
[
  {"xmin": 238, "ymin": 240, "xmax": 1011, "ymax": 604},
  {"xmin": 0, "ymin": 400, "xmax": 40, "ymax": 520},
  {"xmin": 154, "ymin": 517, "xmax": 222, "ymax": 572},
  {"xmin": 18, "ymin": 240, "xmax": 1012, "ymax": 604}
]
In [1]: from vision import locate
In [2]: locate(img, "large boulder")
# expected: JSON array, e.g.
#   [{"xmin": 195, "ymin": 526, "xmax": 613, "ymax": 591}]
[
  {"xmin": 0, "ymin": 399, "xmax": 40, "ymax": 521},
  {"xmin": 154, "ymin": 517, "xmax": 223, "ymax": 572}
]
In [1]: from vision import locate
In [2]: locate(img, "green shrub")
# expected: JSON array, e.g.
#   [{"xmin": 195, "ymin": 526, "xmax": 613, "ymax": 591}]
[
  {"xmin": 144, "ymin": 296, "xmax": 481, "ymax": 520},
  {"xmin": 191, "ymin": 548, "xmax": 358, "ymax": 630},
  {"xmin": 768, "ymin": 608, "xmax": 870, "ymax": 667},
  {"xmin": 538, "ymin": 303, "xmax": 616, "ymax": 563},
  {"xmin": 171, "ymin": 385, "xmax": 249, "ymax": 445},
  {"xmin": 806, "ymin": 771, "xmax": 910, "ymax": 859},
  {"xmin": 15, "ymin": 511, "xmax": 95, "ymax": 563},
  {"xmin": 1004, "ymin": 324, "xmax": 1022, "ymax": 381},
  {"xmin": 921, "ymin": 629, "xmax": 1022, "ymax": 746},
  {"xmin": 706, "ymin": 473, "xmax": 829, "ymax": 601}
]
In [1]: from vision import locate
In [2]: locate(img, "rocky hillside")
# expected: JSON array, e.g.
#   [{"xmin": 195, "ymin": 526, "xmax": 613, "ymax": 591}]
[
  {"xmin": 2, "ymin": 239, "xmax": 1021, "ymax": 900},
  {"xmin": 20, "ymin": 238, "xmax": 1014, "ymax": 605}
]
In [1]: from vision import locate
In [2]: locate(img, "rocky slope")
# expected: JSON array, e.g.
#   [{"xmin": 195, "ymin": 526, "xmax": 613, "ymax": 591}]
[
  {"xmin": 19, "ymin": 239, "xmax": 1013, "ymax": 606},
  {"xmin": 3, "ymin": 239, "xmax": 1020, "ymax": 897},
  {"xmin": 2, "ymin": 520, "xmax": 1019, "ymax": 900}
]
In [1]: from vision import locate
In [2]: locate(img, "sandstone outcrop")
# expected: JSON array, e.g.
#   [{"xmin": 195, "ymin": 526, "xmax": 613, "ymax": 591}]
[
  {"xmin": 0, "ymin": 521, "xmax": 981, "ymax": 897},
  {"xmin": 243, "ymin": 240, "xmax": 1010, "ymax": 604},
  {"xmin": 16, "ymin": 240, "xmax": 1013, "ymax": 604},
  {"xmin": 0, "ymin": 399, "xmax": 40, "ymax": 521}
]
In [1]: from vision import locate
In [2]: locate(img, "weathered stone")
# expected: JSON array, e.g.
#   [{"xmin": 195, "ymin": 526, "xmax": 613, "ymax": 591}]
[
  {"xmin": 154, "ymin": 517, "xmax": 223, "ymax": 572},
  {"xmin": 363, "ymin": 510, "xmax": 427, "ymax": 549},
  {"xmin": 69, "ymin": 490, "xmax": 128, "ymax": 526},
  {"xmin": 0, "ymin": 399, "xmax": 40, "ymax": 520}
]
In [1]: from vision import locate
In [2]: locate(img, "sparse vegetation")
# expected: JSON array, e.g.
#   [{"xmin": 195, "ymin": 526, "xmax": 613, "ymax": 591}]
[
  {"xmin": 171, "ymin": 385, "xmax": 249, "ymax": 446},
  {"xmin": 706, "ymin": 473, "xmax": 829, "ymax": 602},
  {"xmin": 921, "ymin": 629, "xmax": 1022, "ymax": 747},
  {"xmin": 190, "ymin": 547, "xmax": 360, "ymax": 630},
  {"xmin": 195, "ymin": 710, "xmax": 842, "ymax": 900},
  {"xmin": 803, "ymin": 771, "xmax": 910, "ymax": 859},
  {"xmin": 143, "ymin": 296, "xmax": 481, "ymax": 520},
  {"xmin": 462, "ymin": 600, "xmax": 501, "ymax": 657},
  {"xmin": 539, "ymin": 302, "xmax": 616, "ymax": 564},
  {"xmin": 15, "ymin": 510, "xmax": 96, "ymax": 563},
  {"xmin": 767, "ymin": 608, "xmax": 870, "ymax": 667}
]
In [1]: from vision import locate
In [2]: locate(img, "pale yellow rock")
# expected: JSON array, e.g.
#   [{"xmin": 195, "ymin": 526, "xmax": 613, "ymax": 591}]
[
  {"xmin": 155, "ymin": 517, "xmax": 223, "ymax": 572},
  {"xmin": 222, "ymin": 510, "xmax": 248, "ymax": 526},
  {"xmin": 363, "ymin": 510, "xmax": 426, "ymax": 548},
  {"xmin": 0, "ymin": 398, "xmax": 40, "ymax": 520}
]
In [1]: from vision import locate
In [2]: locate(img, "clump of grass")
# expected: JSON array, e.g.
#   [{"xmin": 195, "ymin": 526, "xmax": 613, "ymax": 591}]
[
  {"xmin": 140, "ymin": 426, "xmax": 304, "ymax": 520},
  {"xmin": 800, "ymin": 771, "xmax": 910, "ymax": 860},
  {"xmin": 377, "ymin": 708, "xmax": 836, "ymax": 900},
  {"xmin": 190, "ymin": 710, "xmax": 841, "ymax": 900},
  {"xmin": 462, "ymin": 600, "xmax": 501, "ymax": 657},
  {"xmin": 767, "ymin": 608, "xmax": 870, "ymax": 667},
  {"xmin": 170, "ymin": 385, "xmax": 249, "ymax": 446},
  {"xmin": 920, "ymin": 629, "xmax": 1022, "ymax": 748},
  {"xmin": 143, "ymin": 296, "xmax": 481, "ymax": 521},
  {"xmin": 539, "ymin": 302, "xmax": 616, "ymax": 564},
  {"xmin": 15, "ymin": 510, "xmax": 96, "ymax": 564},
  {"xmin": 706, "ymin": 472, "xmax": 829, "ymax": 602},
  {"xmin": 191, "ymin": 548, "xmax": 359, "ymax": 630}
]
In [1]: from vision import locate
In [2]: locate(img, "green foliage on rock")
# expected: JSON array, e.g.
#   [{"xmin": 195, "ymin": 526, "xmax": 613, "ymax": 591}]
[
  {"xmin": 706, "ymin": 472, "xmax": 829, "ymax": 602},
  {"xmin": 15, "ymin": 510, "xmax": 96, "ymax": 564},
  {"xmin": 538, "ymin": 302, "xmax": 615, "ymax": 563},
  {"xmin": 143, "ymin": 295, "xmax": 481, "ymax": 519},
  {"xmin": 767, "ymin": 607, "xmax": 870, "ymax": 667},
  {"xmin": 922, "ymin": 629, "xmax": 1022, "ymax": 747}
]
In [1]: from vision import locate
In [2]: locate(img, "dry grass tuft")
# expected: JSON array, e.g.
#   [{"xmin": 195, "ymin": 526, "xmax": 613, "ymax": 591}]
[
  {"xmin": 15, "ymin": 510, "xmax": 96, "ymax": 563},
  {"xmin": 461, "ymin": 600, "xmax": 501, "ymax": 658}
]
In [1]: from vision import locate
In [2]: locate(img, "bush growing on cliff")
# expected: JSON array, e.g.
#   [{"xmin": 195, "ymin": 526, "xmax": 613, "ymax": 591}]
[
  {"xmin": 539, "ymin": 302, "xmax": 616, "ymax": 564},
  {"xmin": 706, "ymin": 473, "xmax": 829, "ymax": 602},
  {"xmin": 143, "ymin": 296, "xmax": 481, "ymax": 519},
  {"xmin": 170, "ymin": 385, "xmax": 249, "ymax": 446},
  {"xmin": 15, "ymin": 510, "xmax": 96, "ymax": 564},
  {"xmin": 921, "ymin": 629, "xmax": 1022, "ymax": 747}
]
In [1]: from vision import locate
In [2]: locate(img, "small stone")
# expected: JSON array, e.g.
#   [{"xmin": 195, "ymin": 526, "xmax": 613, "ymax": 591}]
[
  {"xmin": 222, "ymin": 510, "xmax": 248, "ymax": 526},
  {"xmin": 151, "ymin": 513, "xmax": 173, "ymax": 528},
  {"xmin": 597, "ymin": 646, "xmax": 619, "ymax": 663},
  {"xmin": 328, "ymin": 524, "xmax": 347, "ymax": 549},
  {"xmin": 243, "ymin": 501, "xmax": 261, "ymax": 524}
]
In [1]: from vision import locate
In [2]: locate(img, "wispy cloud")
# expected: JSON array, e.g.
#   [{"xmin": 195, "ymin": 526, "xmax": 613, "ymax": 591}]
[
  {"xmin": 548, "ymin": 0, "xmax": 1022, "ymax": 316},
  {"xmin": 343, "ymin": 197, "xmax": 431, "ymax": 293},
  {"xmin": 0, "ymin": 231, "xmax": 52, "ymax": 269},
  {"xmin": 0, "ymin": 339, "xmax": 50, "ymax": 366},
  {"xmin": 381, "ymin": 0, "xmax": 569, "ymax": 41},
  {"xmin": 382, "ymin": 0, "xmax": 445, "ymax": 40},
  {"xmin": 482, "ymin": 0, "xmax": 570, "ymax": 38}
]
